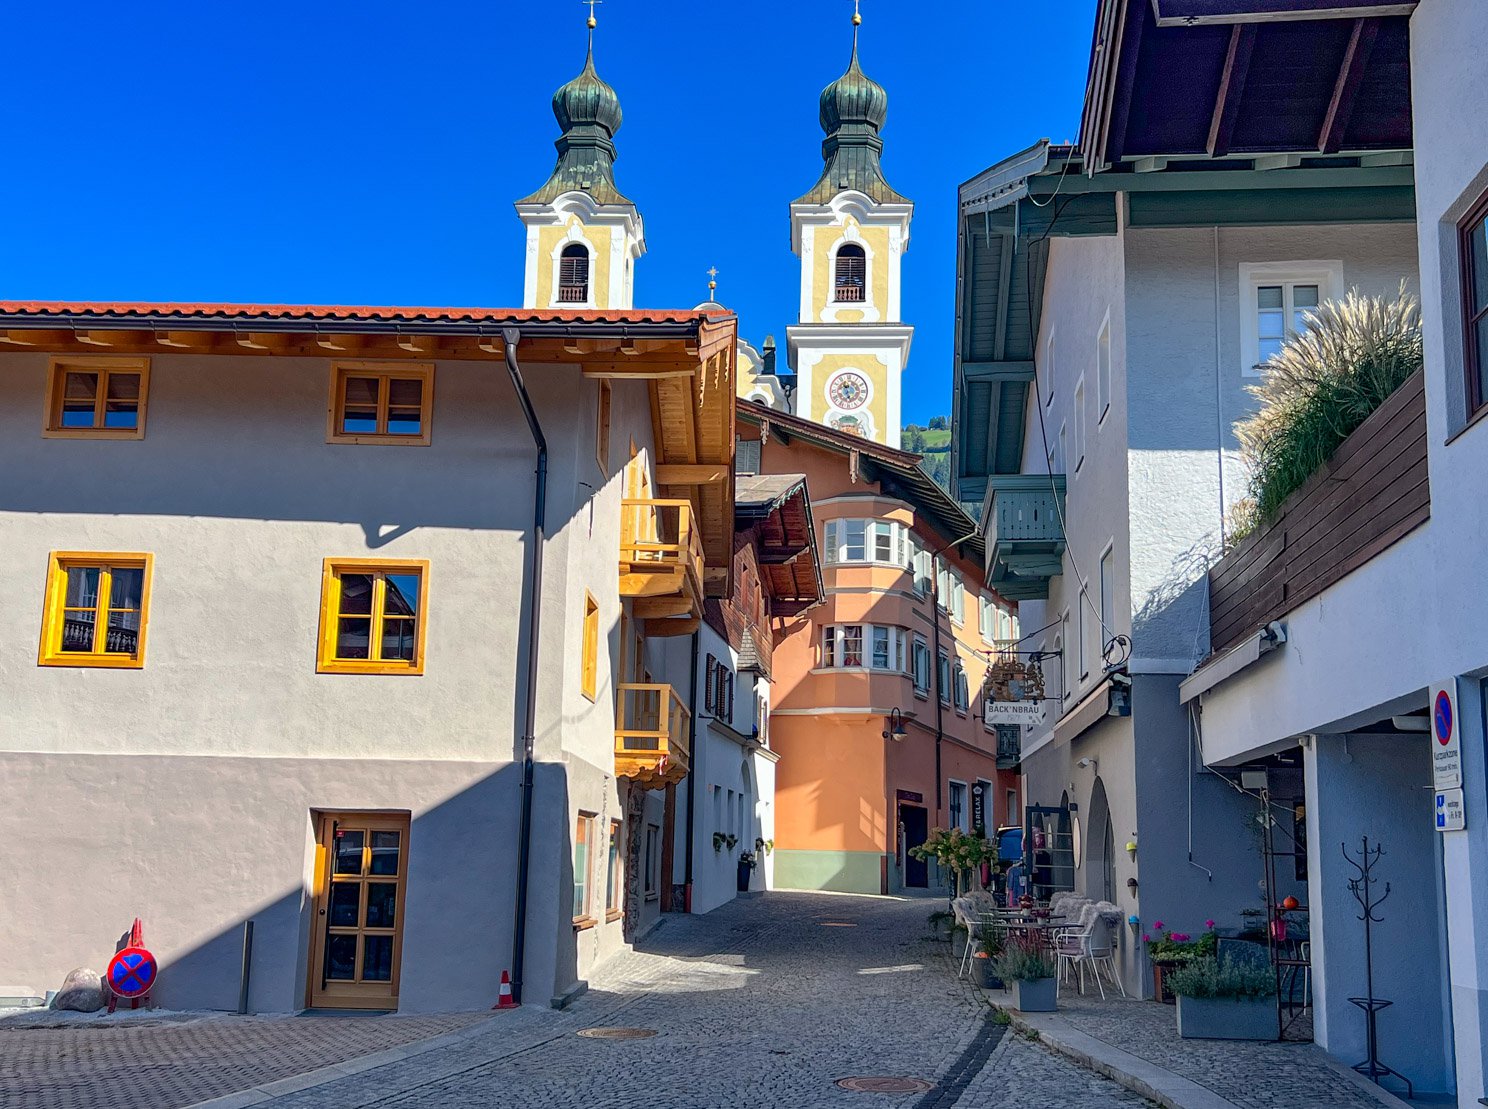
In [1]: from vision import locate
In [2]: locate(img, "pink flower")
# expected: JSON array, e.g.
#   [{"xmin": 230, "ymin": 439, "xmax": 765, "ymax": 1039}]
[
  {"xmin": 1171, "ymin": 933, "xmax": 1191, "ymax": 943},
  {"xmin": 1205, "ymin": 919, "xmax": 1216, "ymax": 930},
  {"xmin": 1153, "ymin": 921, "xmax": 1164, "ymax": 930},
  {"xmin": 1142, "ymin": 934, "xmax": 1151, "ymax": 943}
]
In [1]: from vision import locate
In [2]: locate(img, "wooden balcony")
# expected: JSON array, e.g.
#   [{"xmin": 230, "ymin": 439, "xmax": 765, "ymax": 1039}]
[
  {"xmin": 615, "ymin": 683, "xmax": 691, "ymax": 788},
  {"xmin": 1208, "ymin": 370, "xmax": 1428, "ymax": 655},
  {"xmin": 985, "ymin": 474, "xmax": 1067, "ymax": 600},
  {"xmin": 619, "ymin": 498, "xmax": 705, "ymax": 633}
]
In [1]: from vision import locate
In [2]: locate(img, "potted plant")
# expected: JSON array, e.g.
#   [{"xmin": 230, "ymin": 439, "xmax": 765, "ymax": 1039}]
[
  {"xmin": 736, "ymin": 850, "xmax": 757, "ymax": 893},
  {"xmin": 971, "ymin": 929, "xmax": 1005, "ymax": 990},
  {"xmin": 992, "ymin": 937, "xmax": 1057, "ymax": 1012},
  {"xmin": 909, "ymin": 827, "xmax": 998, "ymax": 899},
  {"xmin": 1144, "ymin": 921, "xmax": 1217, "ymax": 1003},
  {"xmin": 1169, "ymin": 956, "xmax": 1277, "ymax": 1040}
]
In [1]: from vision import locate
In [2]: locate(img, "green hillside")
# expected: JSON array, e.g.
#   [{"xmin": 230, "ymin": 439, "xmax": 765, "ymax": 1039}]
[{"xmin": 903, "ymin": 418, "xmax": 951, "ymax": 491}]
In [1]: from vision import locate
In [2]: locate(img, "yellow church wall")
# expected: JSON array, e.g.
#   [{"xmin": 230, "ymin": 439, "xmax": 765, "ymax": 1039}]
[
  {"xmin": 534, "ymin": 219, "xmax": 615, "ymax": 307},
  {"xmin": 808, "ymin": 222, "xmax": 892, "ymax": 318},
  {"xmin": 808, "ymin": 352, "xmax": 889, "ymax": 431}
]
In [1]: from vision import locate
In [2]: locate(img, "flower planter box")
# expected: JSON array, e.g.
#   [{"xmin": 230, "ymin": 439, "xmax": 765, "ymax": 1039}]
[
  {"xmin": 1153, "ymin": 961, "xmax": 1181, "ymax": 1005},
  {"xmin": 1008, "ymin": 977, "xmax": 1057, "ymax": 1013},
  {"xmin": 971, "ymin": 956, "xmax": 1003, "ymax": 991},
  {"xmin": 1176, "ymin": 995, "xmax": 1277, "ymax": 1040}
]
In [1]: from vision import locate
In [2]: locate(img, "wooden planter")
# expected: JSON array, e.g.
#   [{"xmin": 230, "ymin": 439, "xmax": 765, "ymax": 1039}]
[{"xmin": 1152, "ymin": 961, "xmax": 1181, "ymax": 1005}]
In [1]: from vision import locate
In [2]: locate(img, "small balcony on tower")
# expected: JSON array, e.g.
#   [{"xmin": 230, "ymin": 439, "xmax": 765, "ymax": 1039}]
[
  {"xmin": 983, "ymin": 474, "xmax": 1067, "ymax": 601},
  {"xmin": 614, "ymin": 683, "xmax": 691, "ymax": 788}
]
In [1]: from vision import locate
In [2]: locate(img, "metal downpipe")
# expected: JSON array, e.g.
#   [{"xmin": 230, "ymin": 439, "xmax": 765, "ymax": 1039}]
[{"xmin": 502, "ymin": 327, "xmax": 547, "ymax": 1007}]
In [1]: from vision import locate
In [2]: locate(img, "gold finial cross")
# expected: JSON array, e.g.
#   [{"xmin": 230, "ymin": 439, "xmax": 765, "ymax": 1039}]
[
  {"xmin": 707, "ymin": 266, "xmax": 719, "ymax": 297},
  {"xmin": 584, "ymin": 0, "xmax": 601, "ymax": 30}
]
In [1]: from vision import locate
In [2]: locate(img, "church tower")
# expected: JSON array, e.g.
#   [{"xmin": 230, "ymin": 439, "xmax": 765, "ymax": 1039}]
[
  {"xmin": 786, "ymin": 6, "xmax": 913, "ymax": 448},
  {"xmin": 516, "ymin": 9, "xmax": 644, "ymax": 310}
]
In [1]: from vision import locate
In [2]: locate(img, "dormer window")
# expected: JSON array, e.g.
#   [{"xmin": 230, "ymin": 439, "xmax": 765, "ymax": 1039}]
[
  {"xmin": 834, "ymin": 244, "xmax": 866, "ymax": 302},
  {"xmin": 559, "ymin": 244, "xmax": 590, "ymax": 304}
]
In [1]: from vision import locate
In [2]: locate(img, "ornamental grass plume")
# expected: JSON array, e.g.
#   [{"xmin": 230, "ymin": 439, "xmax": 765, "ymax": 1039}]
[{"xmin": 1232, "ymin": 285, "xmax": 1423, "ymax": 538}]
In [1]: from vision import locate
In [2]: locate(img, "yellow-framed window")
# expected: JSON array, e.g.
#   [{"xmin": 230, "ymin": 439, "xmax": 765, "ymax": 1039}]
[
  {"xmin": 327, "ymin": 362, "xmax": 434, "ymax": 445},
  {"xmin": 39, "ymin": 552, "xmax": 153, "ymax": 668},
  {"xmin": 581, "ymin": 592, "xmax": 599, "ymax": 701},
  {"xmin": 317, "ymin": 559, "xmax": 430, "ymax": 675},
  {"xmin": 573, "ymin": 812, "xmax": 597, "ymax": 927},
  {"xmin": 606, "ymin": 819, "xmax": 623, "ymax": 921},
  {"xmin": 44, "ymin": 357, "xmax": 150, "ymax": 439}
]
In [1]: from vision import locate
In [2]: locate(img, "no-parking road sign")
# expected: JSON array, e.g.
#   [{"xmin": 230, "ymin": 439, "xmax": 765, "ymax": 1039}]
[
  {"xmin": 106, "ymin": 946, "xmax": 157, "ymax": 999},
  {"xmin": 1431, "ymin": 683, "xmax": 1462, "ymax": 791}
]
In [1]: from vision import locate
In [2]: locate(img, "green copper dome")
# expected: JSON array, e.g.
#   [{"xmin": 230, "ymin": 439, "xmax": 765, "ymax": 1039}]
[
  {"xmin": 795, "ymin": 29, "xmax": 907, "ymax": 207},
  {"xmin": 519, "ymin": 41, "xmax": 632, "ymax": 207}
]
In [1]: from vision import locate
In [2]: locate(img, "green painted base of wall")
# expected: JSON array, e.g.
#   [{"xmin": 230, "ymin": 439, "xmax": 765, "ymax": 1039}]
[{"xmin": 773, "ymin": 850, "xmax": 883, "ymax": 894}]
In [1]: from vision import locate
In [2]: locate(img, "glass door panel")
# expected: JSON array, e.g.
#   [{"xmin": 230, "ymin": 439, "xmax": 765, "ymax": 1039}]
[{"xmin": 308, "ymin": 813, "xmax": 409, "ymax": 1010}]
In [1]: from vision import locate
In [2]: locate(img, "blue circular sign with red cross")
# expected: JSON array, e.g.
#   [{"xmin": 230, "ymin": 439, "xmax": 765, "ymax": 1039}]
[
  {"xmin": 106, "ymin": 946, "xmax": 157, "ymax": 998},
  {"xmin": 1435, "ymin": 690, "xmax": 1454, "ymax": 746}
]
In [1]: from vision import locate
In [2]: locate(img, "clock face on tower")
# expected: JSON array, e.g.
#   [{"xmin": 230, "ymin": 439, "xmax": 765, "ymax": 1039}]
[{"xmin": 829, "ymin": 372, "xmax": 869, "ymax": 410}]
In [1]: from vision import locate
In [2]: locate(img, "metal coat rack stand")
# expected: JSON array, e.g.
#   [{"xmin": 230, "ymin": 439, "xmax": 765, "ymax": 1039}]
[{"xmin": 1343, "ymin": 836, "xmax": 1412, "ymax": 1099}]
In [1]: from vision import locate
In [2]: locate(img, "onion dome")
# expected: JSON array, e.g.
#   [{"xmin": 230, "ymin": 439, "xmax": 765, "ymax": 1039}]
[
  {"xmin": 519, "ymin": 32, "xmax": 631, "ymax": 207},
  {"xmin": 795, "ymin": 16, "xmax": 907, "ymax": 206}
]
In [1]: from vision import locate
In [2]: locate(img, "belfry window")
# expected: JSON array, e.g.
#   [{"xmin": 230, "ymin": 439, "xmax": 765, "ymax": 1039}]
[
  {"xmin": 559, "ymin": 244, "xmax": 590, "ymax": 304},
  {"xmin": 834, "ymin": 244, "xmax": 866, "ymax": 302}
]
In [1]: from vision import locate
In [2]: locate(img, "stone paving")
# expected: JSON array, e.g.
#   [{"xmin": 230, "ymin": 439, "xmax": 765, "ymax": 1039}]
[
  {"xmin": 1039, "ymin": 990, "xmax": 1395, "ymax": 1109},
  {"xmin": 0, "ymin": 1009, "xmax": 488, "ymax": 1109},
  {"xmin": 221, "ymin": 892, "xmax": 1148, "ymax": 1109}
]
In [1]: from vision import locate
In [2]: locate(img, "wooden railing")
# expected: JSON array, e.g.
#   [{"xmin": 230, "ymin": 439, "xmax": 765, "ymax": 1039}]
[
  {"xmin": 614, "ymin": 683, "xmax": 691, "ymax": 786},
  {"xmin": 1208, "ymin": 370, "xmax": 1429, "ymax": 655},
  {"xmin": 619, "ymin": 498, "xmax": 705, "ymax": 604}
]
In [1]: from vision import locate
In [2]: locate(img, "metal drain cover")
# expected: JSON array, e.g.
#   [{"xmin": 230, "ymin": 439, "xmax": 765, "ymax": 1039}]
[
  {"xmin": 577, "ymin": 1027, "xmax": 657, "ymax": 1040},
  {"xmin": 835, "ymin": 1077, "xmax": 935, "ymax": 1093}
]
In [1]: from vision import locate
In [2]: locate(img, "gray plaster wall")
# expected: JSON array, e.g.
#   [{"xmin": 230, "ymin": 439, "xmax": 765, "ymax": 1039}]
[
  {"xmin": 1306, "ymin": 733, "xmax": 1453, "ymax": 1096},
  {"xmin": 0, "ymin": 349, "xmax": 669, "ymax": 1009},
  {"xmin": 1122, "ymin": 223, "xmax": 1418, "ymax": 671}
]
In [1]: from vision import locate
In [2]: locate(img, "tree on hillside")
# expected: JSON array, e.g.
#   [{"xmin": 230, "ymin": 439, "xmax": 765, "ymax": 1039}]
[{"xmin": 927, "ymin": 415, "xmax": 949, "ymax": 431}]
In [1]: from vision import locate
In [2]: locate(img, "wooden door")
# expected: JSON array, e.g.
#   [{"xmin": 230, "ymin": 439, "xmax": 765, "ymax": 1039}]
[{"xmin": 308, "ymin": 812, "xmax": 410, "ymax": 1010}]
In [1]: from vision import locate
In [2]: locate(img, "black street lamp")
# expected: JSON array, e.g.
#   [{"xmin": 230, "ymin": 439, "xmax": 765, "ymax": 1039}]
[{"xmin": 882, "ymin": 707, "xmax": 908, "ymax": 742}]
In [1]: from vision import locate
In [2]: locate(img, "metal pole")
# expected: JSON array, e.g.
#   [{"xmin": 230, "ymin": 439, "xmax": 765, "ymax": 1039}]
[{"xmin": 237, "ymin": 920, "xmax": 254, "ymax": 1015}]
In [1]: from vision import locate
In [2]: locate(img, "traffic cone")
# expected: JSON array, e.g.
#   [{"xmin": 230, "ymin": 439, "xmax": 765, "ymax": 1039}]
[{"xmin": 493, "ymin": 970, "xmax": 518, "ymax": 1010}]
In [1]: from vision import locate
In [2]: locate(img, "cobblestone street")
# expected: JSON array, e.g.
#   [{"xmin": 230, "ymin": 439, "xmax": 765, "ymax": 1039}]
[{"xmin": 3, "ymin": 892, "xmax": 1148, "ymax": 1109}]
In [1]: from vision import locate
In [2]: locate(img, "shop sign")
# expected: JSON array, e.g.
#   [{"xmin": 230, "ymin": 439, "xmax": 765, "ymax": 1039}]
[
  {"xmin": 971, "ymin": 782, "xmax": 987, "ymax": 836},
  {"xmin": 1431, "ymin": 683, "xmax": 1462, "ymax": 790},
  {"xmin": 985, "ymin": 700, "xmax": 1042, "ymax": 726}
]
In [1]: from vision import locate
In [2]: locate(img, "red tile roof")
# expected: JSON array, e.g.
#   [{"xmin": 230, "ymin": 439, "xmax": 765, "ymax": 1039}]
[{"xmin": 0, "ymin": 301, "xmax": 731, "ymax": 326}]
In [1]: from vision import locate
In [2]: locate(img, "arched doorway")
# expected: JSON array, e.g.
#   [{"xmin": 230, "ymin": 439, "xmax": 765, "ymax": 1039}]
[{"xmin": 1086, "ymin": 777, "xmax": 1116, "ymax": 904}]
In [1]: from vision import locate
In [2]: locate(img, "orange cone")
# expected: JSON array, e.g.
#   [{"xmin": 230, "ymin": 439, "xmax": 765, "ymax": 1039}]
[{"xmin": 493, "ymin": 970, "xmax": 518, "ymax": 1010}]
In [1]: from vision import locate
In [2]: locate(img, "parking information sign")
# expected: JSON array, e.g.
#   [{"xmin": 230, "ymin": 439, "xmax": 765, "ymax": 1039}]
[
  {"xmin": 1431, "ymin": 684, "xmax": 1462, "ymax": 791},
  {"xmin": 1436, "ymin": 788, "xmax": 1466, "ymax": 833}
]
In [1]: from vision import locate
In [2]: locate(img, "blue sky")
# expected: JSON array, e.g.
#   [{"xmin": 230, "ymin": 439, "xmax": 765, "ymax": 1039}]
[{"xmin": 0, "ymin": 1, "xmax": 1095, "ymax": 426}]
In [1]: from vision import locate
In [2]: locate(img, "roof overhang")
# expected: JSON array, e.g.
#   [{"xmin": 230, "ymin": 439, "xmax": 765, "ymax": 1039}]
[
  {"xmin": 0, "ymin": 301, "xmax": 738, "ymax": 596},
  {"xmin": 734, "ymin": 474, "xmax": 825, "ymax": 616},
  {"xmin": 1081, "ymin": 0, "xmax": 1414, "ymax": 174}
]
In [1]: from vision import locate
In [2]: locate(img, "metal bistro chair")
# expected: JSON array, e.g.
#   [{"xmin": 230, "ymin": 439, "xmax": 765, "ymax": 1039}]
[{"xmin": 1071, "ymin": 910, "xmax": 1126, "ymax": 1000}]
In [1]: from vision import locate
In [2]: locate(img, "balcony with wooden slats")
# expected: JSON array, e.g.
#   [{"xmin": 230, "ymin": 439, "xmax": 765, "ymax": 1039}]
[
  {"xmin": 614, "ymin": 683, "xmax": 691, "ymax": 788},
  {"xmin": 619, "ymin": 498, "xmax": 705, "ymax": 634}
]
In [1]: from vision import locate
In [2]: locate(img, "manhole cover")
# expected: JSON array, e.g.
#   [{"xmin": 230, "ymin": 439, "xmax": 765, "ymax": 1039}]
[
  {"xmin": 577, "ymin": 1027, "xmax": 657, "ymax": 1040},
  {"xmin": 835, "ymin": 1077, "xmax": 935, "ymax": 1093}
]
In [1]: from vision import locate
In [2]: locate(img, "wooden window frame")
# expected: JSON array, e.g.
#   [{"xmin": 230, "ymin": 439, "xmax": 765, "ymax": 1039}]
[
  {"xmin": 581, "ymin": 592, "xmax": 599, "ymax": 701},
  {"xmin": 44, "ymin": 356, "xmax": 150, "ymax": 440},
  {"xmin": 317, "ymin": 558, "xmax": 430, "ymax": 675},
  {"xmin": 573, "ymin": 811, "xmax": 597, "ymax": 928},
  {"xmin": 595, "ymin": 380, "xmax": 612, "ymax": 475},
  {"xmin": 605, "ymin": 819, "xmax": 624, "ymax": 922},
  {"xmin": 327, "ymin": 362, "xmax": 434, "ymax": 446},
  {"xmin": 1459, "ymin": 188, "xmax": 1488, "ymax": 419},
  {"xmin": 38, "ymin": 551, "xmax": 153, "ymax": 668}
]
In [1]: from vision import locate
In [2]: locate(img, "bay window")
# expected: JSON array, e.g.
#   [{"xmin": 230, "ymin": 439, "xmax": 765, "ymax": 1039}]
[{"xmin": 822, "ymin": 624, "xmax": 907, "ymax": 671}]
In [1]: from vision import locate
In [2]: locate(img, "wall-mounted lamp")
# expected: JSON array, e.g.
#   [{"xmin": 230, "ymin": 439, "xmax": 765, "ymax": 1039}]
[
  {"xmin": 1077, "ymin": 757, "xmax": 1098, "ymax": 771},
  {"xmin": 1125, "ymin": 838, "xmax": 1138, "ymax": 861},
  {"xmin": 882, "ymin": 707, "xmax": 908, "ymax": 742}
]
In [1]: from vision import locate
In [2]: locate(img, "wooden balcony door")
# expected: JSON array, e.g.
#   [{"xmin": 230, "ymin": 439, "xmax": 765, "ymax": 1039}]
[{"xmin": 308, "ymin": 812, "xmax": 409, "ymax": 1010}]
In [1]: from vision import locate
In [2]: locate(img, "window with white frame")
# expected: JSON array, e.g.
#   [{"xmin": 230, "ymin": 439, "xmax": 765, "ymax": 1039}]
[
  {"xmin": 937, "ymin": 649, "xmax": 951, "ymax": 705},
  {"xmin": 912, "ymin": 636, "xmax": 930, "ymax": 693},
  {"xmin": 1055, "ymin": 422, "xmax": 1067, "ymax": 474},
  {"xmin": 823, "ymin": 518, "xmax": 912, "ymax": 568},
  {"xmin": 1044, "ymin": 330, "xmax": 1056, "ymax": 409},
  {"xmin": 1059, "ymin": 613, "xmax": 1070, "ymax": 700},
  {"xmin": 912, "ymin": 536, "xmax": 931, "ymax": 594},
  {"xmin": 979, "ymin": 595, "xmax": 996, "ymax": 642},
  {"xmin": 822, "ymin": 624, "xmax": 907, "ymax": 671},
  {"xmin": 935, "ymin": 563, "xmax": 965, "ymax": 623},
  {"xmin": 1097, "ymin": 313, "xmax": 1112, "ymax": 423},
  {"xmin": 1077, "ymin": 585, "xmax": 1088, "ymax": 680},
  {"xmin": 948, "ymin": 781, "xmax": 968, "ymax": 832},
  {"xmin": 1240, "ymin": 262, "xmax": 1343, "ymax": 377},
  {"xmin": 1073, "ymin": 378, "xmax": 1087, "ymax": 474},
  {"xmin": 953, "ymin": 660, "xmax": 969, "ymax": 712}
]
